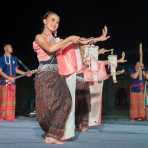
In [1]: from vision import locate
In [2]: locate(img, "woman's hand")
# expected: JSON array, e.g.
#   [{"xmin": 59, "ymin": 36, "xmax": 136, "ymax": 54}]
[
  {"xmin": 98, "ymin": 48, "xmax": 111, "ymax": 55},
  {"xmin": 26, "ymin": 71, "xmax": 32, "ymax": 77},
  {"xmin": 140, "ymin": 63, "xmax": 144, "ymax": 70},
  {"xmin": 95, "ymin": 26, "xmax": 110, "ymax": 42},
  {"xmin": 7, "ymin": 76, "xmax": 15, "ymax": 82}
]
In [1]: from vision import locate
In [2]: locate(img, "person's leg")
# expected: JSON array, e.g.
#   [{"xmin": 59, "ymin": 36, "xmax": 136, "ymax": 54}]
[
  {"xmin": 76, "ymin": 80, "xmax": 90, "ymax": 132},
  {"xmin": 5, "ymin": 84, "xmax": 16, "ymax": 121},
  {"xmin": 138, "ymin": 93, "xmax": 145, "ymax": 120},
  {"xmin": 145, "ymin": 106, "xmax": 148, "ymax": 120},
  {"xmin": 44, "ymin": 137, "xmax": 63, "ymax": 144},
  {"xmin": 0, "ymin": 85, "xmax": 4, "ymax": 120},
  {"xmin": 144, "ymin": 83, "xmax": 148, "ymax": 120},
  {"xmin": 89, "ymin": 81, "xmax": 103, "ymax": 126},
  {"xmin": 35, "ymin": 71, "xmax": 72, "ymax": 144},
  {"xmin": 130, "ymin": 92, "xmax": 138, "ymax": 120},
  {"xmin": 63, "ymin": 73, "xmax": 76, "ymax": 140}
]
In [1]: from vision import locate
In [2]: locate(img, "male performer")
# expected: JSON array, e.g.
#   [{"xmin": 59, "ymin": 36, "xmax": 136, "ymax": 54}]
[{"xmin": 0, "ymin": 43, "xmax": 31, "ymax": 121}]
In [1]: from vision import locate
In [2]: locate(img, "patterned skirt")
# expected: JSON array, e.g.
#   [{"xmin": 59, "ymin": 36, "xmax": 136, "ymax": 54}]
[
  {"xmin": 144, "ymin": 81, "xmax": 148, "ymax": 120},
  {"xmin": 144, "ymin": 81, "xmax": 148, "ymax": 106},
  {"xmin": 130, "ymin": 83, "xmax": 145, "ymax": 120},
  {"xmin": 75, "ymin": 79, "xmax": 90, "ymax": 129},
  {"xmin": 0, "ymin": 84, "xmax": 16, "ymax": 121},
  {"xmin": 35, "ymin": 67, "xmax": 72, "ymax": 140}
]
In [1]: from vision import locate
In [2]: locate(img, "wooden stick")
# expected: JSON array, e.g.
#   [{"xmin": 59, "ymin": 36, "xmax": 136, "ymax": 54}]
[
  {"xmin": 6, "ymin": 69, "xmax": 38, "ymax": 84},
  {"xmin": 139, "ymin": 43, "xmax": 143, "ymax": 80}
]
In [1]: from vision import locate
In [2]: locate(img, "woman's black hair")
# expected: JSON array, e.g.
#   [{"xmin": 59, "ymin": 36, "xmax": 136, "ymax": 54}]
[
  {"xmin": 42, "ymin": 11, "xmax": 58, "ymax": 20},
  {"xmin": 42, "ymin": 11, "xmax": 59, "ymax": 37}
]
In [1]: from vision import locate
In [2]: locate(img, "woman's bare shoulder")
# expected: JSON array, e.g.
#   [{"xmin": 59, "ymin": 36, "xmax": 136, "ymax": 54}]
[{"xmin": 35, "ymin": 34, "xmax": 46, "ymax": 43}]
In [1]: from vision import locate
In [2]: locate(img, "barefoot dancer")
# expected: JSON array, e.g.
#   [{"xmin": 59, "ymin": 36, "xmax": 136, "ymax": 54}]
[
  {"xmin": 33, "ymin": 10, "xmax": 110, "ymax": 144},
  {"xmin": 33, "ymin": 11, "xmax": 81, "ymax": 144}
]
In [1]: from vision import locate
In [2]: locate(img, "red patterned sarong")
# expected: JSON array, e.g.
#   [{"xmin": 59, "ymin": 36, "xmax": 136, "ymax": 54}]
[
  {"xmin": 0, "ymin": 84, "xmax": 16, "ymax": 121},
  {"xmin": 130, "ymin": 83, "xmax": 145, "ymax": 120}
]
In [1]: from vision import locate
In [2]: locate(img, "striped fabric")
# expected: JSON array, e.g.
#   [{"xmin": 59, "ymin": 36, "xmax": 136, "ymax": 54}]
[
  {"xmin": 130, "ymin": 83, "xmax": 145, "ymax": 120},
  {"xmin": 144, "ymin": 81, "xmax": 148, "ymax": 106},
  {"xmin": 144, "ymin": 81, "xmax": 148, "ymax": 120},
  {"xmin": 0, "ymin": 84, "xmax": 16, "ymax": 121}
]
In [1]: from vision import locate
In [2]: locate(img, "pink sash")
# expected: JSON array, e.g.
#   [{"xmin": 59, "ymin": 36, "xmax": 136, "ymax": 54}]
[
  {"xmin": 83, "ymin": 61, "xmax": 108, "ymax": 82},
  {"xmin": 56, "ymin": 44, "xmax": 78, "ymax": 76}
]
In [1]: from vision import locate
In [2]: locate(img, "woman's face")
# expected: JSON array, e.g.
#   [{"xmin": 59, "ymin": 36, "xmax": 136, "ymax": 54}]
[
  {"xmin": 44, "ymin": 14, "xmax": 60, "ymax": 33},
  {"xmin": 135, "ymin": 62, "xmax": 144, "ymax": 69}
]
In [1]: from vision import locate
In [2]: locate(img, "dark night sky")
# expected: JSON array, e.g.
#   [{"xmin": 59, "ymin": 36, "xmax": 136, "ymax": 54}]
[{"xmin": 0, "ymin": 0, "xmax": 147, "ymax": 68}]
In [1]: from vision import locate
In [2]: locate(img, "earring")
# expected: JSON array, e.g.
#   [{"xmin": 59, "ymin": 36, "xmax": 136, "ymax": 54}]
[{"xmin": 54, "ymin": 31, "xmax": 57, "ymax": 37}]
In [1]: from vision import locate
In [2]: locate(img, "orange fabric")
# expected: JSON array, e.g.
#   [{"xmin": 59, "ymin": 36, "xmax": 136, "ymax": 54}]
[
  {"xmin": 130, "ymin": 84, "xmax": 145, "ymax": 120},
  {"xmin": 0, "ymin": 84, "xmax": 16, "ymax": 121}
]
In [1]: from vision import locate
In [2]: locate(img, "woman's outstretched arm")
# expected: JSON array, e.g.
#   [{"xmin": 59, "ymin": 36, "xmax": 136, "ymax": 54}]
[{"xmin": 35, "ymin": 35, "xmax": 80, "ymax": 53}]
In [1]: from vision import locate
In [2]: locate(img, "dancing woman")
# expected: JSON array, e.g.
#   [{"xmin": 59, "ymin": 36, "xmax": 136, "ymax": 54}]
[
  {"xmin": 33, "ymin": 11, "xmax": 110, "ymax": 144},
  {"xmin": 145, "ymin": 72, "xmax": 148, "ymax": 120},
  {"xmin": 33, "ymin": 11, "xmax": 81, "ymax": 144}
]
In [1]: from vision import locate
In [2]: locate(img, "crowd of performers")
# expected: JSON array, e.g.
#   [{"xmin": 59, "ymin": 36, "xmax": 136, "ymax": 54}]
[
  {"xmin": 32, "ymin": 11, "xmax": 146, "ymax": 144},
  {"xmin": 0, "ymin": 10, "xmax": 148, "ymax": 144}
]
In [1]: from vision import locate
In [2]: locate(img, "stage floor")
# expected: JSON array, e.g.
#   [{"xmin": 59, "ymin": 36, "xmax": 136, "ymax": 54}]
[{"xmin": 0, "ymin": 116, "xmax": 148, "ymax": 148}]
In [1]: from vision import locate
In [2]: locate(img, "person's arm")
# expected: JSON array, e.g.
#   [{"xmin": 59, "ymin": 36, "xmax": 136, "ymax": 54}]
[
  {"xmin": 117, "ymin": 59, "xmax": 127, "ymax": 63},
  {"xmin": 16, "ymin": 67, "xmax": 32, "ymax": 77},
  {"xmin": 145, "ymin": 71, "xmax": 148, "ymax": 80},
  {"xmin": 117, "ymin": 52, "xmax": 127, "ymax": 63},
  {"xmin": 16, "ymin": 67, "xmax": 25, "ymax": 75},
  {"xmin": 130, "ymin": 70, "xmax": 140, "ymax": 79},
  {"xmin": 98, "ymin": 48, "xmax": 111, "ymax": 55},
  {"xmin": 93, "ymin": 26, "xmax": 110, "ymax": 43},
  {"xmin": 142, "ymin": 70, "xmax": 145, "ymax": 77},
  {"xmin": 78, "ymin": 26, "xmax": 110, "ymax": 45},
  {"xmin": 35, "ymin": 35, "xmax": 80, "ymax": 53},
  {"xmin": 0, "ymin": 68, "xmax": 14, "ymax": 81}
]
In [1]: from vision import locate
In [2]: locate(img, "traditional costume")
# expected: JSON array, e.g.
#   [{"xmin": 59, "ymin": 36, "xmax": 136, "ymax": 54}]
[
  {"xmin": 0, "ymin": 56, "xmax": 18, "ymax": 121},
  {"xmin": 82, "ymin": 45, "xmax": 108, "ymax": 126},
  {"xmin": 57, "ymin": 44, "xmax": 78, "ymax": 139},
  {"xmin": 129, "ymin": 68, "xmax": 145, "ymax": 120},
  {"xmin": 33, "ymin": 37, "xmax": 72, "ymax": 140},
  {"xmin": 144, "ymin": 81, "xmax": 148, "ymax": 120}
]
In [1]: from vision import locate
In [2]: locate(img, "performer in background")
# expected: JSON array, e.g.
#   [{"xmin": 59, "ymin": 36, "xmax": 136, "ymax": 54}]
[
  {"xmin": 75, "ymin": 48, "xmax": 110, "ymax": 132},
  {"xmin": 129, "ymin": 62, "xmax": 147, "ymax": 121},
  {"xmin": 144, "ymin": 71, "xmax": 148, "ymax": 120},
  {"xmin": 76, "ymin": 46, "xmax": 126, "ymax": 129},
  {"xmin": 0, "ymin": 44, "xmax": 32, "ymax": 121},
  {"xmin": 57, "ymin": 27, "xmax": 110, "ymax": 141}
]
